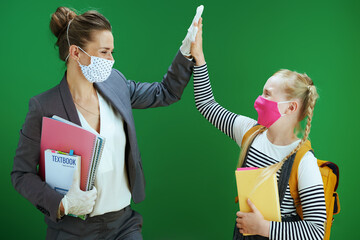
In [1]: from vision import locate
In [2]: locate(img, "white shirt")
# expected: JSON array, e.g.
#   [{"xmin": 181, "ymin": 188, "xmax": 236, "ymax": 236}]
[{"xmin": 77, "ymin": 91, "xmax": 131, "ymax": 217}]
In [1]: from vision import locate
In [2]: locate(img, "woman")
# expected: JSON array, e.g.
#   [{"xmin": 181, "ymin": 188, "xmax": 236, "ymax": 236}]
[
  {"xmin": 11, "ymin": 6, "xmax": 200, "ymax": 239},
  {"xmin": 190, "ymin": 20, "xmax": 327, "ymax": 239}
]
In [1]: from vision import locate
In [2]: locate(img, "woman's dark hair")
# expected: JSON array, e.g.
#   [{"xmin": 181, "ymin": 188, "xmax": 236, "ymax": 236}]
[{"xmin": 50, "ymin": 7, "xmax": 112, "ymax": 61}]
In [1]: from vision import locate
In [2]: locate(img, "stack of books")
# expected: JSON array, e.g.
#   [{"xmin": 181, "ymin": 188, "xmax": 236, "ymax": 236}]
[{"xmin": 40, "ymin": 115, "xmax": 105, "ymax": 192}]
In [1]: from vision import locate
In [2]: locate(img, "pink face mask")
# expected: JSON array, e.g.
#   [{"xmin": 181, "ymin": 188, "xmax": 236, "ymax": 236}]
[{"xmin": 254, "ymin": 96, "xmax": 292, "ymax": 128}]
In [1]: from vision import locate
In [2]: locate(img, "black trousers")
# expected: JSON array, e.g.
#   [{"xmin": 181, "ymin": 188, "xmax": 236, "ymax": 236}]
[{"xmin": 45, "ymin": 206, "xmax": 143, "ymax": 240}]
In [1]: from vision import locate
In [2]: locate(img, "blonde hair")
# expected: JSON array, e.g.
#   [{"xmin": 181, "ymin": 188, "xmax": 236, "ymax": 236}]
[{"xmin": 237, "ymin": 69, "xmax": 319, "ymax": 177}]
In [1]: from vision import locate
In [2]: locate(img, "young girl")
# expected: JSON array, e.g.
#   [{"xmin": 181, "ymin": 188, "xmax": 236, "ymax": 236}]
[{"xmin": 190, "ymin": 20, "xmax": 327, "ymax": 240}]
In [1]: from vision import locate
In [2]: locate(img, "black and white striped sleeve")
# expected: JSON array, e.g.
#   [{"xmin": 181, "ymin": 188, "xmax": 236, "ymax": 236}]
[
  {"xmin": 269, "ymin": 184, "xmax": 326, "ymax": 240},
  {"xmin": 193, "ymin": 64, "xmax": 238, "ymax": 140},
  {"xmin": 269, "ymin": 153, "xmax": 327, "ymax": 240}
]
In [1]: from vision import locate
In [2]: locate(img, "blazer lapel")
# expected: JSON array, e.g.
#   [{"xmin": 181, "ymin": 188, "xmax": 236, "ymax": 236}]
[
  {"xmin": 95, "ymin": 82, "xmax": 130, "ymax": 125},
  {"xmin": 58, "ymin": 73, "xmax": 81, "ymax": 126}
]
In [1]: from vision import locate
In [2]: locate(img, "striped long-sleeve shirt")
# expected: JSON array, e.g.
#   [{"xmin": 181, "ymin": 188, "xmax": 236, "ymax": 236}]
[{"xmin": 193, "ymin": 64, "xmax": 326, "ymax": 240}]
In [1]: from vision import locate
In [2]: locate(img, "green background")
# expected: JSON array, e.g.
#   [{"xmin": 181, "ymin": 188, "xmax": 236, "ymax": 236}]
[{"xmin": 1, "ymin": 0, "xmax": 358, "ymax": 239}]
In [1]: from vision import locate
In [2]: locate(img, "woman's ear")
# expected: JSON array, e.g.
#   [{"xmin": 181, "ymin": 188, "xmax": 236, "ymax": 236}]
[{"xmin": 68, "ymin": 45, "xmax": 80, "ymax": 61}]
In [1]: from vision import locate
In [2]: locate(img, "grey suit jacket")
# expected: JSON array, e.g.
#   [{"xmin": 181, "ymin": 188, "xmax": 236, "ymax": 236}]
[{"xmin": 11, "ymin": 51, "xmax": 194, "ymax": 222}]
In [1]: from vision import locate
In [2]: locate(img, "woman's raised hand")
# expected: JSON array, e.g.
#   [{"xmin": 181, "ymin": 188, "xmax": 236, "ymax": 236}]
[{"xmin": 180, "ymin": 5, "xmax": 204, "ymax": 60}]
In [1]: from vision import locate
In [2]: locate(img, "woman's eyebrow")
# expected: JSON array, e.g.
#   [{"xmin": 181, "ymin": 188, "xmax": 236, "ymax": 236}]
[{"xmin": 99, "ymin": 47, "xmax": 114, "ymax": 50}]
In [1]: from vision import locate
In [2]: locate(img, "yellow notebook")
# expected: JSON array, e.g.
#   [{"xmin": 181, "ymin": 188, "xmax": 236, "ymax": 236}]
[{"xmin": 235, "ymin": 167, "xmax": 281, "ymax": 227}]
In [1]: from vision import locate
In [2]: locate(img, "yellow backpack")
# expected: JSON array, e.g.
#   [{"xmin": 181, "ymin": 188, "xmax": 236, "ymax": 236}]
[
  {"xmin": 241, "ymin": 125, "xmax": 341, "ymax": 239},
  {"xmin": 288, "ymin": 139, "xmax": 340, "ymax": 240}
]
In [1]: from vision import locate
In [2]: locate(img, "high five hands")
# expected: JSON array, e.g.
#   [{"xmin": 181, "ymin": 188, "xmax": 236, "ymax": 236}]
[{"xmin": 180, "ymin": 5, "xmax": 205, "ymax": 66}]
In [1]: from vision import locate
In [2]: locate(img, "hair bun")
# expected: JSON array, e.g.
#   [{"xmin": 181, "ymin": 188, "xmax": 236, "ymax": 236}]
[{"xmin": 50, "ymin": 7, "xmax": 77, "ymax": 39}]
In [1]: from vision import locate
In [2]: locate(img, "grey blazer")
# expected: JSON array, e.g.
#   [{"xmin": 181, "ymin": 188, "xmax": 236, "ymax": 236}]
[{"xmin": 11, "ymin": 51, "xmax": 194, "ymax": 222}]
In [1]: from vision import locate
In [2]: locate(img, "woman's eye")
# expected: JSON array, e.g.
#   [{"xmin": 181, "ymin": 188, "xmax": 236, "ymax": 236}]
[{"xmin": 101, "ymin": 51, "xmax": 114, "ymax": 55}]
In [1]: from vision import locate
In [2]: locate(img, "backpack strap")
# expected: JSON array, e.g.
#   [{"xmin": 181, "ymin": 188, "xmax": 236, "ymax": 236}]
[
  {"xmin": 288, "ymin": 140, "xmax": 312, "ymax": 219},
  {"xmin": 277, "ymin": 154, "xmax": 296, "ymax": 208},
  {"xmin": 235, "ymin": 124, "xmax": 263, "ymax": 203},
  {"xmin": 241, "ymin": 124, "xmax": 263, "ymax": 147},
  {"xmin": 240, "ymin": 124, "xmax": 264, "ymax": 168}
]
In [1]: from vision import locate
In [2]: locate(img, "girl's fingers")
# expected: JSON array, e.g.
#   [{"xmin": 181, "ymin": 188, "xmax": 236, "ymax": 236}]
[
  {"xmin": 198, "ymin": 18, "xmax": 203, "ymax": 30},
  {"xmin": 247, "ymin": 199, "xmax": 260, "ymax": 215},
  {"xmin": 194, "ymin": 17, "xmax": 203, "ymax": 28},
  {"xmin": 237, "ymin": 211, "xmax": 245, "ymax": 218}
]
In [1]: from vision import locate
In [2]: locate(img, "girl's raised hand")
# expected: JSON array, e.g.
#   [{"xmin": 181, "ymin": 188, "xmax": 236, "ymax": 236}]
[{"xmin": 190, "ymin": 17, "xmax": 205, "ymax": 66}]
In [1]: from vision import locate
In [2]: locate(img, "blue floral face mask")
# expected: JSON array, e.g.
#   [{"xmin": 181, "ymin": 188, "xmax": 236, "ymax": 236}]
[{"xmin": 76, "ymin": 46, "xmax": 114, "ymax": 83}]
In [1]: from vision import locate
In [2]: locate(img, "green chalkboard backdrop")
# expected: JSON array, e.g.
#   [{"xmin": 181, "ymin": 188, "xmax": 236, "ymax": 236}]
[{"xmin": 2, "ymin": 0, "xmax": 358, "ymax": 239}]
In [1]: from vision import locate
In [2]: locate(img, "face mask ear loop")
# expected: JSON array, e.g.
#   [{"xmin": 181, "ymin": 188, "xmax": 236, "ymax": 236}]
[
  {"xmin": 76, "ymin": 46, "xmax": 92, "ymax": 67},
  {"xmin": 77, "ymin": 46, "xmax": 91, "ymax": 58},
  {"xmin": 278, "ymin": 100, "xmax": 293, "ymax": 117},
  {"xmin": 65, "ymin": 19, "xmax": 74, "ymax": 62}
]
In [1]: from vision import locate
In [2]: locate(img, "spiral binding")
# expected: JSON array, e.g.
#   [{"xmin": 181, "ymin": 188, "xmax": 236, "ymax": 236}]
[{"xmin": 86, "ymin": 136, "xmax": 106, "ymax": 191}]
